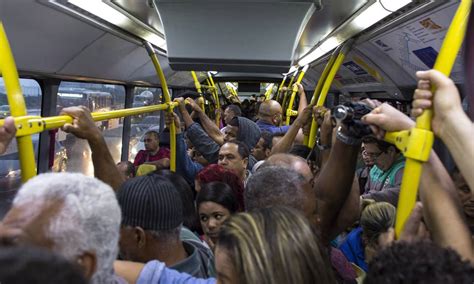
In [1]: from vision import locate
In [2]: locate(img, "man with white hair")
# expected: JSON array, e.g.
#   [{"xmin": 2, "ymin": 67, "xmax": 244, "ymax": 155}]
[{"xmin": 0, "ymin": 172, "xmax": 125, "ymax": 284}]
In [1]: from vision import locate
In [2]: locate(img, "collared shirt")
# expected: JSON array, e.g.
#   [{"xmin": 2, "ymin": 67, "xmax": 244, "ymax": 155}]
[
  {"xmin": 170, "ymin": 241, "xmax": 215, "ymax": 278},
  {"xmin": 256, "ymin": 120, "xmax": 290, "ymax": 135},
  {"xmin": 137, "ymin": 261, "xmax": 216, "ymax": 284}
]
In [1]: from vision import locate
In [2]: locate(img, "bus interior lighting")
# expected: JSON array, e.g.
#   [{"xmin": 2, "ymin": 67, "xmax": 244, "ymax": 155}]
[
  {"xmin": 66, "ymin": 0, "xmax": 167, "ymax": 50},
  {"xmin": 298, "ymin": 0, "xmax": 413, "ymax": 66}
]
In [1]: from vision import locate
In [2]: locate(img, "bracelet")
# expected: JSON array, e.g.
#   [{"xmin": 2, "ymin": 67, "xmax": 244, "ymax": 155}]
[
  {"xmin": 336, "ymin": 126, "xmax": 361, "ymax": 146},
  {"xmin": 316, "ymin": 138, "xmax": 331, "ymax": 151}
]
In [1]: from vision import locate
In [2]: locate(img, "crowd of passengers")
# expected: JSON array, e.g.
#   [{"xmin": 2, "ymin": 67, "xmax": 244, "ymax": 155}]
[{"xmin": 0, "ymin": 66, "xmax": 472, "ymax": 283}]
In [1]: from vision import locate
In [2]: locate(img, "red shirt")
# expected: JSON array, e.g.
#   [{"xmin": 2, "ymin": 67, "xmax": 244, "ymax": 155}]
[{"xmin": 133, "ymin": 147, "xmax": 170, "ymax": 167}]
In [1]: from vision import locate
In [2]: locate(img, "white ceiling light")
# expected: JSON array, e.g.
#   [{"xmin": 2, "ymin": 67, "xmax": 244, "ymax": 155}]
[
  {"xmin": 67, "ymin": 0, "xmax": 166, "ymax": 50},
  {"xmin": 298, "ymin": 0, "xmax": 412, "ymax": 65}
]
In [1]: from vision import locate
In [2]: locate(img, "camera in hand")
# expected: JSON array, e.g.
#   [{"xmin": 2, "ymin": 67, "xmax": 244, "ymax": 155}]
[{"xmin": 331, "ymin": 102, "xmax": 373, "ymax": 138}]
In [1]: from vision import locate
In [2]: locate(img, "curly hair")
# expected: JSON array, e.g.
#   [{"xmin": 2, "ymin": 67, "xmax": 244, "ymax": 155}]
[{"xmin": 365, "ymin": 241, "xmax": 474, "ymax": 284}]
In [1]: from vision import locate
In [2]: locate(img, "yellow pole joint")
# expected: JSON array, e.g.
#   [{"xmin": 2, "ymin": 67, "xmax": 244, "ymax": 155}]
[{"xmin": 385, "ymin": 128, "xmax": 434, "ymax": 162}]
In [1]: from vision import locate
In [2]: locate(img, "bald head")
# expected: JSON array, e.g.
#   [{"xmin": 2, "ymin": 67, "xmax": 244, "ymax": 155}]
[
  {"xmin": 258, "ymin": 100, "xmax": 283, "ymax": 125},
  {"xmin": 263, "ymin": 153, "xmax": 313, "ymax": 184}
]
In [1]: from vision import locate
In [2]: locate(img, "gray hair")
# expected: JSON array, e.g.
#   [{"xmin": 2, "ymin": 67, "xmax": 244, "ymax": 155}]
[
  {"xmin": 14, "ymin": 173, "xmax": 121, "ymax": 284},
  {"xmin": 245, "ymin": 166, "xmax": 307, "ymax": 212}
]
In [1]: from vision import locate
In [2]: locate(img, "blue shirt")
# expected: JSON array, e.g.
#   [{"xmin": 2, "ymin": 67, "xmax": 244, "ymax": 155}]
[
  {"xmin": 137, "ymin": 261, "xmax": 216, "ymax": 284},
  {"xmin": 256, "ymin": 120, "xmax": 290, "ymax": 135},
  {"xmin": 338, "ymin": 227, "xmax": 368, "ymax": 272}
]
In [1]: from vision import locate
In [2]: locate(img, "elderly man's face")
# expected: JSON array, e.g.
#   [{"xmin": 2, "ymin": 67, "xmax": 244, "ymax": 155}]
[{"xmin": 0, "ymin": 199, "xmax": 63, "ymax": 248}]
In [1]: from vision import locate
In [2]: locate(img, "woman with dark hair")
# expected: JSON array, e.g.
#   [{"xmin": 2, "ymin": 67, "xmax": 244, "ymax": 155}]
[
  {"xmin": 196, "ymin": 181, "xmax": 240, "ymax": 250},
  {"xmin": 195, "ymin": 164, "xmax": 245, "ymax": 211}
]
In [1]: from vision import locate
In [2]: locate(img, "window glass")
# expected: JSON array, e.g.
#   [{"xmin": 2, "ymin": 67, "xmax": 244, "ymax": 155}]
[
  {"xmin": 129, "ymin": 87, "xmax": 164, "ymax": 162},
  {"xmin": 55, "ymin": 82, "xmax": 125, "ymax": 176},
  {"xmin": 0, "ymin": 78, "xmax": 42, "ymax": 217}
]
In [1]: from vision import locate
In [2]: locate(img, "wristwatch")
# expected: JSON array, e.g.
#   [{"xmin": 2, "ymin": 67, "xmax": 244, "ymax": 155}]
[
  {"xmin": 336, "ymin": 126, "xmax": 361, "ymax": 146},
  {"xmin": 316, "ymin": 138, "xmax": 331, "ymax": 151}
]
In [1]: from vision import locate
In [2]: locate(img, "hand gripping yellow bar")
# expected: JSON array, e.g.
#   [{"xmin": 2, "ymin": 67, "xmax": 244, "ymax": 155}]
[
  {"xmin": 391, "ymin": 0, "xmax": 471, "ymax": 237},
  {"xmin": 0, "ymin": 22, "xmax": 36, "ymax": 182},
  {"xmin": 264, "ymin": 83, "xmax": 275, "ymax": 101},
  {"xmin": 281, "ymin": 67, "xmax": 299, "ymax": 118},
  {"xmin": 307, "ymin": 40, "xmax": 354, "ymax": 147},
  {"xmin": 304, "ymin": 46, "xmax": 341, "ymax": 146},
  {"xmin": 285, "ymin": 65, "xmax": 309, "ymax": 125},
  {"xmin": 207, "ymin": 72, "xmax": 221, "ymax": 126},
  {"xmin": 144, "ymin": 42, "xmax": 177, "ymax": 172}
]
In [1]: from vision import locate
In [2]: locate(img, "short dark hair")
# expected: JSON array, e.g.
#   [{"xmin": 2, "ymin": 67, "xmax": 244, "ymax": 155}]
[
  {"xmin": 260, "ymin": 131, "xmax": 273, "ymax": 150},
  {"xmin": 226, "ymin": 140, "xmax": 250, "ymax": 159},
  {"xmin": 197, "ymin": 181, "xmax": 239, "ymax": 213},
  {"xmin": 117, "ymin": 161, "xmax": 135, "ymax": 177},
  {"xmin": 0, "ymin": 247, "xmax": 87, "ymax": 284},
  {"xmin": 365, "ymin": 241, "xmax": 474, "ymax": 284},
  {"xmin": 226, "ymin": 104, "xmax": 242, "ymax": 116},
  {"xmin": 289, "ymin": 145, "xmax": 312, "ymax": 159},
  {"xmin": 362, "ymin": 136, "xmax": 396, "ymax": 153},
  {"xmin": 145, "ymin": 130, "xmax": 159, "ymax": 140},
  {"xmin": 228, "ymin": 116, "xmax": 239, "ymax": 127},
  {"xmin": 245, "ymin": 166, "xmax": 307, "ymax": 212}
]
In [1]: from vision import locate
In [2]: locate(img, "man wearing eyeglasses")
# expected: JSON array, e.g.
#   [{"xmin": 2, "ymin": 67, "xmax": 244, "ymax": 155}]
[{"xmin": 360, "ymin": 136, "xmax": 405, "ymax": 206}]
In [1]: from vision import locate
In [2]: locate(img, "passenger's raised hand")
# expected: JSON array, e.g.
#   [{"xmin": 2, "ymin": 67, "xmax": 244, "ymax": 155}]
[
  {"xmin": 294, "ymin": 83, "xmax": 305, "ymax": 96},
  {"xmin": 362, "ymin": 103, "xmax": 414, "ymax": 140},
  {"xmin": 61, "ymin": 106, "xmax": 101, "ymax": 141},
  {"xmin": 164, "ymin": 111, "xmax": 181, "ymax": 134},
  {"xmin": 412, "ymin": 70, "xmax": 463, "ymax": 136},
  {"xmin": 185, "ymin": 97, "xmax": 203, "ymax": 113},
  {"xmin": 296, "ymin": 105, "xmax": 312, "ymax": 125},
  {"xmin": 0, "ymin": 117, "xmax": 16, "ymax": 155},
  {"xmin": 399, "ymin": 202, "xmax": 430, "ymax": 243},
  {"xmin": 174, "ymin": 97, "xmax": 186, "ymax": 112}
]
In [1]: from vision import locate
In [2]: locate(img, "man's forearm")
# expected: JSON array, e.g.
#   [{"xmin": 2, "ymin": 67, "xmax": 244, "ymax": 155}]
[
  {"xmin": 197, "ymin": 110, "xmax": 225, "ymax": 145},
  {"xmin": 89, "ymin": 135, "xmax": 124, "ymax": 192},
  {"xmin": 315, "ymin": 133, "xmax": 360, "ymax": 243},
  {"xmin": 439, "ymin": 112, "xmax": 474, "ymax": 190},
  {"xmin": 420, "ymin": 151, "xmax": 473, "ymax": 262}
]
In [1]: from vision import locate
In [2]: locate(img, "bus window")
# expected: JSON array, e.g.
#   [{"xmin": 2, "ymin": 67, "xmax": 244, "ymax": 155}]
[
  {"xmin": 0, "ymin": 78, "xmax": 42, "ymax": 217},
  {"xmin": 129, "ymin": 87, "xmax": 164, "ymax": 161},
  {"xmin": 55, "ymin": 82, "xmax": 125, "ymax": 176}
]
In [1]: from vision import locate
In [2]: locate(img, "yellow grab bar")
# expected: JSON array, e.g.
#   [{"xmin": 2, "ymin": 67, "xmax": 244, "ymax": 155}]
[
  {"xmin": 191, "ymin": 71, "xmax": 203, "ymax": 94},
  {"xmin": 307, "ymin": 40, "xmax": 353, "ymax": 148},
  {"xmin": 304, "ymin": 46, "xmax": 341, "ymax": 146},
  {"xmin": 391, "ymin": 0, "xmax": 471, "ymax": 237},
  {"xmin": 0, "ymin": 22, "xmax": 37, "ymax": 182},
  {"xmin": 144, "ymin": 42, "xmax": 177, "ymax": 172},
  {"xmin": 207, "ymin": 72, "xmax": 221, "ymax": 126},
  {"xmin": 285, "ymin": 65, "xmax": 309, "ymax": 125},
  {"xmin": 264, "ymin": 83, "xmax": 275, "ymax": 101},
  {"xmin": 276, "ymin": 75, "xmax": 287, "ymax": 102},
  {"xmin": 281, "ymin": 67, "xmax": 299, "ymax": 117}
]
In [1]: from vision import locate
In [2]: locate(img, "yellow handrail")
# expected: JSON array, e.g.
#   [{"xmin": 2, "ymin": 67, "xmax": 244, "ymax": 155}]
[
  {"xmin": 276, "ymin": 75, "xmax": 287, "ymax": 102},
  {"xmin": 304, "ymin": 46, "xmax": 341, "ymax": 146},
  {"xmin": 285, "ymin": 65, "xmax": 309, "ymax": 125},
  {"xmin": 281, "ymin": 67, "xmax": 299, "ymax": 118},
  {"xmin": 207, "ymin": 72, "xmax": 221, "ymax": 126},
  {"xmin": 264, "ymin": 83, "xmax": 275, "ymax": 101},
  {"xmin": 390, "ymin": 0, "xmax": 471, "ymax": 237},
  {"xmin": 307, "ymin": 40, "xmax": 353, "ymax": 147},
  {"xmin": 191, "ymin": 71, "xmax": 203, "ymax": 94},
  {"xmin": 144, "ymin": 42, "xmax": 177, "ymax": 172},
  {"xmin": 0, "ymin": 22, "xmax": 36, "ymax": 182}
]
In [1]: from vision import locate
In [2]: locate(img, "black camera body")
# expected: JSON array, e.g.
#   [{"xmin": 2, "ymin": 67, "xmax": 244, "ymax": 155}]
[{"xmin": 331, "ymin": 102, "xmax": 373, "ymax": 138}]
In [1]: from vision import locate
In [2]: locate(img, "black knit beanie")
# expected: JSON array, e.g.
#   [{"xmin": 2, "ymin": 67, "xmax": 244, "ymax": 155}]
[{"xmin": 118, "ymin": 174, "xmax": 183, "ymax": 230}]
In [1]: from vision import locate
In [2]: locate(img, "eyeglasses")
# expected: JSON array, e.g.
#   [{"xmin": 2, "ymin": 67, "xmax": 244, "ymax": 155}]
[{"xmin": 363, "ymin": 150, "xmax": 383, "ymax": 159}]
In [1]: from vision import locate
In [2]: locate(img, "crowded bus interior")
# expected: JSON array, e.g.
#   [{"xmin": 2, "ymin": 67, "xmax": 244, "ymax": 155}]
[{"xmin": 0, "ymin": 0, "xmax": 473, "ymax": 283}]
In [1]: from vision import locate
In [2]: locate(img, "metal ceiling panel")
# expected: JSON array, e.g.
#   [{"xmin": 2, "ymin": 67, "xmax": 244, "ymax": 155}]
[
  {"xmin": 154, "ymin": 0, "xmax": 320, "ymax": 73},
  {"xmin": 295, "ymin": 0, "xmax": 368, "ymax": 59},
  {"xmin": 111, "ymin": 0, "xmax": 164, "ymax": 36}
]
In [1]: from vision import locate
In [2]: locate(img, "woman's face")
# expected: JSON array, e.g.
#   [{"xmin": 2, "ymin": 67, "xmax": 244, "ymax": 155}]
[{"xmin": 199, "ymin": 201, "xmax": 231, "ymax": 244}]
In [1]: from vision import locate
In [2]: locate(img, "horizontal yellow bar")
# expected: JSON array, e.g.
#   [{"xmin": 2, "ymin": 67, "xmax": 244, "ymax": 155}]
[{"xmin": 0, "ymin": 103, "xmax": 176, "ymax": 137}]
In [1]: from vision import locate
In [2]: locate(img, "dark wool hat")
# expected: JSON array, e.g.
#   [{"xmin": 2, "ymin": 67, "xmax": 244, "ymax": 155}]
[{"xmin": 118, "ymin": 174, "xmax": 183, "ymax": 231}]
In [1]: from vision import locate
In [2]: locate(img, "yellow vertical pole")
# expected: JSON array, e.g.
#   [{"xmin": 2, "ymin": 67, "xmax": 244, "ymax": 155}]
[
  {"xmin": 207, "ymin": 72, "xmax": 221, "ymax": 126},
  {"xmin": 307, "ymin": 41, "xmax": 353, "ymax": 148},
  {"xmin": 144, "ymin": 42, "xmax": 176, "ymax": 172},
  {"xmin": 392, "ymin": 0, "xmax": 471, "ymax": 237},
  {"xmin": 276, "ymin": 75, "xmax": 288, "ymax": 102},
  {"xmin": 0, "ymin": 22, "xmax": 37, "ymax": 182},
  {"xmin": 285, "ymin": 65, "xmax": 309, "ymax": 125},
  {"xmin": 264, "ymin": 83, "xmax": 275, "ymax": 101},
  {"xmin": 281, "ymin": 67, "xmax": 298, "ymax": 116},
  {"xmin": 191, "ymin": 71, "xmax": 202, "ymax": 94},
  {"xmin": 304, "ymin": 47, "xmax": 340, "ymax": 146}
]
